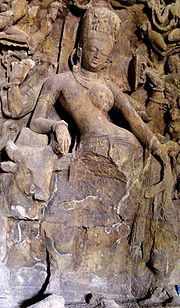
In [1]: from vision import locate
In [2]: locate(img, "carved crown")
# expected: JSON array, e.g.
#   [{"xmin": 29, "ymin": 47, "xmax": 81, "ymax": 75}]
[{"xmin": 81, "ymin": 3, "xmax": 121, "ymax": 46}]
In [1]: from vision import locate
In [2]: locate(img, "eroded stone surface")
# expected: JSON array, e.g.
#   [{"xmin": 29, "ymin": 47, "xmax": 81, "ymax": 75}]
[{"xmin": 29, "ymin": 294, "xmax": 65, "ymax": 308}]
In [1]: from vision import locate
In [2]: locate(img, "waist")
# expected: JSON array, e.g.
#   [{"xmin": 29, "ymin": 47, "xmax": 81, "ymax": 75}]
[{"xmin": 80, "ymin": 133, "xmax": 139, "ymax": 146}]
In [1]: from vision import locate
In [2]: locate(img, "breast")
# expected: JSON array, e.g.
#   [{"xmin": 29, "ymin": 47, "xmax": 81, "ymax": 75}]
[{"xmin": 88, "ymin": 83, "xmax": 114, "ymax": 112}]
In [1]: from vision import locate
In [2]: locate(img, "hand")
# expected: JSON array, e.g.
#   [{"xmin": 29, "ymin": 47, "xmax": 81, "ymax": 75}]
[
  {"xmin": 138, "ymin": 110, "xmax": 152, "ymax": 122},
  {"xmin": 9, "ymin": 59, "xmax": 35, "ymax": 84},
  {"xmin": 154, "ymin": 140, "xmax": 180, "ymax": 163},
  {"xmin": 145, "ymin": 68, "xmax": 164, "ymax": 89},
  {"xmin": 147, "ymin": 0, "xmax": 156, "ymax": 9},
  {"xmin": 52, "ymin": 121, "xmax": 71, "ymax": 155}
]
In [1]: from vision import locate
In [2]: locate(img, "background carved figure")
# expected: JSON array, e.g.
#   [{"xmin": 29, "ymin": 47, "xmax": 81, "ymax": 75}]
[{"xmin": 140, "ymin": 0, "xmax": 180, "ymax": 57}]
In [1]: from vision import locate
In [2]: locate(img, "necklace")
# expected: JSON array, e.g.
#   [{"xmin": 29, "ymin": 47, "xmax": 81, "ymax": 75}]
[{"xmin": 72, "ymin": 65, "xmax": 100, "ymax": 89}]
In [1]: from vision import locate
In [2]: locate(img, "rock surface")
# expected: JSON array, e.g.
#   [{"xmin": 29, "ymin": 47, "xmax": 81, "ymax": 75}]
[{"xmin": 29, "ymin": 295, "xmax": 65, "ymax": 308}]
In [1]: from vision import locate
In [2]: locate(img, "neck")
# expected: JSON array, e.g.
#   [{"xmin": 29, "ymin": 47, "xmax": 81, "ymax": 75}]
[
  {"xmin": 73, "ymin": 64, "xmax": 99, "ymax": 79},
  {"xmin": 80, "ymin": 66, "xmax": 98, "ymax": 79},
  {"xmin": 72, "ymin": 64, "xmax": 102, "ymax": 89}
]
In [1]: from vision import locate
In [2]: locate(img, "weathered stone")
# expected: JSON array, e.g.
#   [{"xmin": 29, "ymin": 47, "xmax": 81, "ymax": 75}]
[
  {"xmin": 0, "ymin": 262, "xmax": 15, "ymax": 307},
  {"xmin": 29, "ymin": 294, "xmax": 65, "ymax": 308}
]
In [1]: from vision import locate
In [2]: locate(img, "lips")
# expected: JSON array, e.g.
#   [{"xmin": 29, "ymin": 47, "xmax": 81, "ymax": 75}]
[{"xmin": 91, "ymin": 59, "xmax": 100, "ymax": 65}]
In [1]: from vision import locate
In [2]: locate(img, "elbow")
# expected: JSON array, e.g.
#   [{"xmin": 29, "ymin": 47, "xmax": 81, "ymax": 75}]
[
  {"xmin": 2, "ymin": 98, "xmax": 23, "ymax": 119},
  {"xmin": 30, "ymin": 118, "xmax": 39, "ymax": 133},
  {"xmin": 10, "ymin": 105, "xmax": 28, "ymax": 118},
  {"xmin": 11, "ymin": 111, "xmax": 23, "ymax": 119},
  {"xmin": 3, "ymin": 108, "xmax": 22, "ymax": 119},
  {"xmin": 10, "ymin": 107, "xmax": 33, "ymax": 119}
]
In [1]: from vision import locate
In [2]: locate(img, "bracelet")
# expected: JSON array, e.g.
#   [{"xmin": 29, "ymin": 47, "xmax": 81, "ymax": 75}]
[
  {"xmin": 152, "ymin": 87, "xmax": 164, "ymax": 92},
  {"xmin": 51, "ymin": 120, "xmax": 68, "ymax": 132},
  {"xmin": 38, "ymin": 94, "xmax": 54, "ymax": 106},
  {"xmin": 150, "ymin": 135, "xmax": 161, "ymax": 153}
]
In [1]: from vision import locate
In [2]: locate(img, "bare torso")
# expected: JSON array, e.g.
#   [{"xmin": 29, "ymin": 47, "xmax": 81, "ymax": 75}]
[{"xmin": 56, "ymin": 71, "xmax": 139, "ymax": 144}]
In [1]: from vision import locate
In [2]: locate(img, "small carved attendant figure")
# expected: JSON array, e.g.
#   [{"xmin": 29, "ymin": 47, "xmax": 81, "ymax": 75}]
[
  {"xmin": 167, "ymin": 103, "xmax": 180, "ymax": 144},
  {"xmin": 149, "ymin": 0, "xmax": 180, "ymax": 42},
  {"xmin": 141, "ymin": 0, "xmax": 180, "ymax": 57},
  {"xmin": 30, "ymin": 0, "xmax": 177, "ymax": 178},
  {"xmin": 1, "ymin": 56, "xmax": 36, "ymax": 118}
]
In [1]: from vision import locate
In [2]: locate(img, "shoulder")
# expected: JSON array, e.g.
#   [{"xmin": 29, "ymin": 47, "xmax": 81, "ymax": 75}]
[
  {"xmin": 53, "ymin": 71, "xmax": 73, "ymax": 81},
  {"xmin": 58, "ymin": 71, "xmax": 76, "ymax": 83},
  {"xmin": 105, "ymin": 79, "xmax": 123, "ymax": 98},
  {"xmin": 43, "ymin": 71, "xmax": 73, "ymax": 87}
]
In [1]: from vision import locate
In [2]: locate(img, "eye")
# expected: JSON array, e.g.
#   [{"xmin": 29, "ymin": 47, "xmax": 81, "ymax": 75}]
[
  {"xmin": 100, "ymin": 52, "xmax": 108, "ymax": 57},
  {"xmin": 90, "ymin": 48, "xmax": 97, "ymax": 53}
]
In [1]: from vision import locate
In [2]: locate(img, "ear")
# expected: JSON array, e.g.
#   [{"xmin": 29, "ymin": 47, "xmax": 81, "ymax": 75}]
[
  {"xmin": 53, "ymin": 154, "xmax": 71, "ymax": 171},
  {"xmin": 5, "ymin": 140, "xmax": 24, "ymax": 162},
  {"xmin": 73, "ymin": 0, "xmax": 93, "ymax": 10},
  {"xmin": 0, "ymin": 161, "xmax": 17, "ymax": 173},
  {"xmin": 70, "ymin": 48, "xmax": 77, "ymax": 67}
]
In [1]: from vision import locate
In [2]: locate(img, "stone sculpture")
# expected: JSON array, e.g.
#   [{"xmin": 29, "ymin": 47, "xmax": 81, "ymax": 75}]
[
  {"xmin": 30, "ymin": 1, "xmax": 176, "ymax": 161},
  {"xmin": 0, "ymin": 0, "xmax": 179, "ymax": 307},
  {"xmin": 140, "ymin": 0, "xmax": 180, "ymax": 57}
]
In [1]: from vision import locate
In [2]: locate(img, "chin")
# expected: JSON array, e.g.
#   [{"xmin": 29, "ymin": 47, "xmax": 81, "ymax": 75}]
[
  {"xmin": 90, "ymin": 62, "xmax": 98, "ymax": 67},
  {"xmin": 89, "ymin": 63, "xmax": 102, "ymax": 71},
  {"xmin": 88, "ymin": 65, "xmax": 98, "ymax": 71}
]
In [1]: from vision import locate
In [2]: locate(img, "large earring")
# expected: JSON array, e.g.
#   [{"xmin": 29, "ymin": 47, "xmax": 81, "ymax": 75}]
[
  {"xmin": 73, "ymin": 0, "xmax": 93, "ymax": 10},
  {"xmin": 102, "ymin": 55, "xmax": 112, "ymax": 70},
  {"xmin": 70, "ymin": 48, "xmax": 76, "ymax": 67},
  {"xmin": 77, "ymin": 45, "xmax": 82, "ymax": 65},
  {"xmin": 70, "ymin": 46, "xmax": 82, "ymax": 72}
]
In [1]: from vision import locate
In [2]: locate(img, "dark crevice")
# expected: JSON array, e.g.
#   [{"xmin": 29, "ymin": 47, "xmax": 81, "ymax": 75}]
[
  {"xmin": 163, "ymin": 296, "xmax": 174, "ymax": 307},
  {"xmin": 20, "ymin": 249, "xmax": 51, "ymax": 307},
  {"xmin": 137, "ymin": 288, "xmax": 155, "ymax": 304},
  {"xmin": 85, "ymin": 293, "xmax": 92, "ymax": 304},
  {"xmin": 6, "ymin": 216, "xmax": 41, "ymax": 222}
]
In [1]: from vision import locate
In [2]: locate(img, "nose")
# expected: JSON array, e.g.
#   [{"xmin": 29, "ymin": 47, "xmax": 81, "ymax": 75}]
[
  {"xmin": 30, "ymin": 184, "xmax": 50, "ymax": 202},
  {"xmin": 94, "ymin": 49, "xmax": 100, "ymax": 59},
  {"xmin": 30, "ymin": 184, "xmax": 36, "ymax": 194}
]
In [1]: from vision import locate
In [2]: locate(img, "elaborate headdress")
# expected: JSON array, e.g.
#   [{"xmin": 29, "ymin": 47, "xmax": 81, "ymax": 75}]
[{"xmin": 74, "ymin": 0, "xmax": 121, "ymax": 47}]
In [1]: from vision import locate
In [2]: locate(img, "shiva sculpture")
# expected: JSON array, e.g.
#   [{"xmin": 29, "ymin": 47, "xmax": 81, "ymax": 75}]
[
  {"xmin": 31, "ymin": 1, "xmax": 170, "ymax": 161},
  {"xmin": 29, "ymin": 0, "xmax": 179, "ymax": 303}
]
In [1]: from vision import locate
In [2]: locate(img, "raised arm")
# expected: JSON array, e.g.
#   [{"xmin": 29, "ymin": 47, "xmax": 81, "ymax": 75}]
[
  {"xmin": 30, "ymin": 74, "xmax": 65, "ymax": 133},
  {"xmin": 1, "ymin": 84, "xmax": 40, "ymax": 118},
  {"xmin": 148, "ymin": 1, "xmax": 171, "ymax": 25},
  {"xmin": 1, "ymin": 58, "xmax": 37, "ymax": 118}
]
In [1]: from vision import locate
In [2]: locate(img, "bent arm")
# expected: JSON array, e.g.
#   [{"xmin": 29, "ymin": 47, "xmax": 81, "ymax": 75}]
[
  {"xmin": 30, "ymin": 75, "xmax": 63, "ymax": 134},
  {"xmin": 153, "ymin": 5, "xmax": 170, "ymax": 24},
  {"xmin": 109, "ymin": 82, "xmax": 161, "ymax": 151},
  {"xmin": 152, "ymin": 7, "xmax": 176, "ymax": 32}
]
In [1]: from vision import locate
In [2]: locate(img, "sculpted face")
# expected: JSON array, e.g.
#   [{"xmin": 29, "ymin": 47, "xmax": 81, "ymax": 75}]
[
  {"xmin": 167, "ymin": 54, "xmax": 180, "ymax": 74},
  {"xmin": 170, "ymin": 108, "xmax": 180, "ymax": 121},
  {"xmin": 81, "ymin": 38, "xmax": 113, "ymax": 72}
]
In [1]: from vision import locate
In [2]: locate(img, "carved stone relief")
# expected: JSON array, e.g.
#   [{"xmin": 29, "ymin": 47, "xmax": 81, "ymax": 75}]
[{"xmin": 0, "ymin": 0, "xmax": 179, "ymax": 307}]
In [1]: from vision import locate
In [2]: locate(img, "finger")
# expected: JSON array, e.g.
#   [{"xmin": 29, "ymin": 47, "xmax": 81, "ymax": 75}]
[
  {"xmin": 63, "ymin": 139, "xmax": 69, "ymax": 155},
  {"xmin": 58, "ymin": 138, "xmax": 65, "ymax": 155},
  {"xmin": 67, "ymin": 137, "xmax": 71, "ymax": 150},
  {"xmin": 63, "ymin": 139, "xmax": 68, "ymax": 154},
  {"xmin": 59, "ymin": 141, "xmax": 64, "ymax": 154},
  {"xmin": 52, "ymin": 142, "xmax": 62, "ymax": 155},
  {"xmin": 56, "ymin": 134, "xmax": 62, "ymax": 144},
  {"xmin": 66, "ymin": 136, "xmax": 71, "ymax": 152}
]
